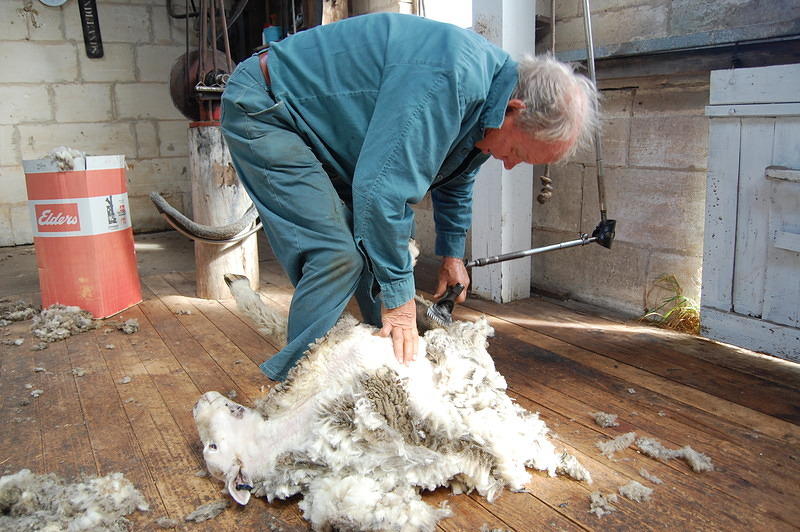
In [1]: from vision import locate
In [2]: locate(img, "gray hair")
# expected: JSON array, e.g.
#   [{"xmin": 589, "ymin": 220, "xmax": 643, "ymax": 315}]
[{"xmin": 511, "ymin": 54, "xmax": 599, "ymax": 160}]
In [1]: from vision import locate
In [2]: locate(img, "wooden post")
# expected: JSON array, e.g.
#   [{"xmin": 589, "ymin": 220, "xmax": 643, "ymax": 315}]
[
  {"xmin": 189, "ymin": 124, "xmax": 259, "ymax": 299},
  {"xmin": 322, "ymin": 0, "xmax": 347, "ymax": 24}
]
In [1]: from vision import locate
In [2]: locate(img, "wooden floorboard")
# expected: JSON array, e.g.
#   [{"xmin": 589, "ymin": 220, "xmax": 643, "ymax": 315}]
[
  {"xmin": 467, "ymin": 295, "xmax": 800, "ymax": 424},
  {"xmin": 2, "ymin": 260, "xmax": 799, "ymax": 531}
]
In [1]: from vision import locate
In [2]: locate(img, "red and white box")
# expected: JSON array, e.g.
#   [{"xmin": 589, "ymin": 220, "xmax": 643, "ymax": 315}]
[{"xmin": 23, "ymin": 154, "xmax": 142, "ymax": 318}]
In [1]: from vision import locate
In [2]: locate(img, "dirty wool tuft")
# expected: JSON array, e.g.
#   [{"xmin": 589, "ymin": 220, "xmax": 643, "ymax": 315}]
[{"xmin": 0, "ymin": 469, "xmax": 148, "ymax": 531}]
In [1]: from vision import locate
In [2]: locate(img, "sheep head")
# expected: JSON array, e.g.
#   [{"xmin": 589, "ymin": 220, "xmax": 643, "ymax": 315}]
[{"xmin": 193, "ymin": 391, "xmax": 261, "ymax": 505}]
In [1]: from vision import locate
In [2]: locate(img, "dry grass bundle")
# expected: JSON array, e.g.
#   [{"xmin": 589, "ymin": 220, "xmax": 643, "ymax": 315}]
[{"xmin": 642, "ymin": 274, "xmax": 700, "ymax": 334}]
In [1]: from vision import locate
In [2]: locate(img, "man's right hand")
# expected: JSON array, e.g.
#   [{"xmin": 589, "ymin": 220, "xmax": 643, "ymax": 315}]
[
  {"xmin": 377, "ymin": 298, "xmax": 418, "ymax": 365},
  {"xmin": 433, "ymin": 256, "xmax": 470, "ymax": 303}
]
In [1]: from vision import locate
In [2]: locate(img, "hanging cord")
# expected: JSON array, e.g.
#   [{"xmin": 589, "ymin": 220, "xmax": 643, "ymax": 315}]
[{"xmin": 536, "ymin": 0, "xmax": 557, "ymax": 205}]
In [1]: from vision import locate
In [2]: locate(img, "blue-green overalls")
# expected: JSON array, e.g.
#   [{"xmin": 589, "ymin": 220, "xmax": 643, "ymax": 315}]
[{"xmin": 220, "ymin": 13, "xmax": 518, "ymax": 380}]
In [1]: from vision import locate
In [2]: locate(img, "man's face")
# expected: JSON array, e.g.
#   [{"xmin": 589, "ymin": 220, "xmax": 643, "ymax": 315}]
[{"xmin": 475, "ymin": 99, "xmax": 577, "ymax": 170}]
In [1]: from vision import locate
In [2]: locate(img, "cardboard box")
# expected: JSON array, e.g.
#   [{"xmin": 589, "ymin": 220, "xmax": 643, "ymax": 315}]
[{"xmin": 23, "ymin": 154, "xmax": 142, "ymax": 318}]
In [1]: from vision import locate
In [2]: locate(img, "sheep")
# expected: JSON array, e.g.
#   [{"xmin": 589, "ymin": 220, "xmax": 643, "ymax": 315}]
[{"xmin": 193, "ymin": 276, "xmax": 590, "ymax": 531}]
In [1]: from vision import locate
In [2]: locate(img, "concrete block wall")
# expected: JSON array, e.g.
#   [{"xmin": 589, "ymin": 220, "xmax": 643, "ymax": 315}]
[
  {"xmin": 0, "ymin": 0, "xmax": 192, "ymax": 246},
  {"xmin": 551, "ymin": 0, "xmax": 800, "ymax": 53},
  {"xmin": 531, "ymin": 75, "xmax": 709, "ymax": 316}
]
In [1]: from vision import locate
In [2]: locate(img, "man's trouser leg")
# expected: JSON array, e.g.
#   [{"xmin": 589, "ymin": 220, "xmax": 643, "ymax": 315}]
[{"xmin": 220, "ymin": 57, "xmax": 377, "ymax": 380}]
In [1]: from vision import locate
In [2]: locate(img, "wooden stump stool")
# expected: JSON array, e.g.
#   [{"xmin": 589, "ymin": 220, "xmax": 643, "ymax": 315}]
[{"xmin": 189, "ymin": 123, "xmax": 259, "ymax": 299}]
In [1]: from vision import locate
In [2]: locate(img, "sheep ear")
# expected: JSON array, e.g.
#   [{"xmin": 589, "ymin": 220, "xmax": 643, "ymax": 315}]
[{"xmin": 225, "ymin": 464, "xmax": 252, "ymax": 505}]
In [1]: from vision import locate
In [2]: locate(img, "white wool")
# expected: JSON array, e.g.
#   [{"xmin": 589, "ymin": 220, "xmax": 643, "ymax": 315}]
[
  {"xmin": 155, "ymin": 516, "xmax": 180, "ymax": 528},
  {"xmin": 0, "ymin": 298, "xmax": 37, "ymax": 322},
  {"xmin": 618, "ymin": 480, "xmax": 653, "ymax": 502},
  {"xmin": 194, "ymin": 279, "xmax": 591, "ymax": 531},
  {"xmin": 46, "ymin": 146, "xmax": 86, "ymax": 171},
  {"xmin": 638, "ymin": 468, "xmax": 663, "ymax": 484},
  {"xmin": 117, "ymin": 319, "xmax": 139, "ymax": 334},
  {"xmin": 300, "ymin": 476, "xmax": 448, "ymax": 532},
  {"xmin": 0, "ymin": 469, "xmax": 148, "ymax": 531},
  {"xmin": 635, "ymin": 437, "xmax": 714, "ymax": 472},
  {"xmin": 480, "ymin": 525, "xmax": 512, "ymax": 532},
  {"xmin": 680, "ymin": 446, "xmax": 714, "ymax": 472},
  {"xmin": 226, "ymin": 277, "xmax": 288, "ymax": 346},
  {"xmin": 183, "ymin": 499, "xmax": 228, "ymax": 522},
  {"xmin": 596, "ymin": 432, "xmax": 637, "ymax": 458},
  {"xmin": 31, "ymin": 304, "xmax": 96, "ymax": 343},
  {"xmin": 557, "ymin": 451, "xmax": 592, "ymax": 484},
  {"xmin": 591, "ymin": 411, "xmax": 619, "ymax": 428},
  {"xmin": 588, "ymin": 491, "xmax": 617, "ymax": 517}
]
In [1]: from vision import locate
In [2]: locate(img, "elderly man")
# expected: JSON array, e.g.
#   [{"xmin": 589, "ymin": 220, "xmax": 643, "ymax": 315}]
[{"xmin": 221, "ymin": 13, "xmax": 597, "ymax": 381}]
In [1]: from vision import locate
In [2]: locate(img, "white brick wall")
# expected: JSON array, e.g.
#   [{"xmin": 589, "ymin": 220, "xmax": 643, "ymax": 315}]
[
  {"xmin": 64, "ymin": 4, "xmax": 152, "ymax": 44},
  {"xmin": 53, "ymin": 84, "xmax": 114, "ymax": 123},
  {"xmin": 0, "ymin": 0, "xmax": 191, "ymax": 245},
  {"xmin": 0, "ymin": 126, "xmax": 17, "ymax": 167},
  {"xmin": 0, "ymin": 42, "xmax": 79, "ymax": 83},
  {"xmin": 0, "ymin": 86, "xmax": 52, "ymax": 124},
  {"xmin": 0, "ymin": 166, "xmax": 28, "ymax": 204}
]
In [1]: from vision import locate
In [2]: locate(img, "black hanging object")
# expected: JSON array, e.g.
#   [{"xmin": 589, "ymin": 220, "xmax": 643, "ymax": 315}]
[
  {"xmin": 78, "ymin": 0, "xmax": 104, "ymax": 58},
  {"xmin": 591, "ymin": 219, "xmax": 616, "ymax": 249}
]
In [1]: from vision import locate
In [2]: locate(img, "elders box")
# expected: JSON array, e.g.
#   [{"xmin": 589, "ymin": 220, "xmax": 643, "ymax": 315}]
[{"xmin": 23, "ymin": 154, "xmax": 142, "ymax": 318}]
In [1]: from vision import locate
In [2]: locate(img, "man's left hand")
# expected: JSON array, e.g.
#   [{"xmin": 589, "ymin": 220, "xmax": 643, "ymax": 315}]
[{"xmin": 377, "ymin": 298, "xmax": 418, "ymax": 365}]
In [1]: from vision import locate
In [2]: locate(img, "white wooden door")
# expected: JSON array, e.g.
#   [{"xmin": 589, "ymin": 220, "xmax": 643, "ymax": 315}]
[{"xmin": 702, "ymin": 64, "xmax": 800, "ymax": 362}]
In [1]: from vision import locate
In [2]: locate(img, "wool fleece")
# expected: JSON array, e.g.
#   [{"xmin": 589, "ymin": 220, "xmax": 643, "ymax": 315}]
[{"xmin": 194, "ymin": 281, "xmax": 590, "ymax": 531}]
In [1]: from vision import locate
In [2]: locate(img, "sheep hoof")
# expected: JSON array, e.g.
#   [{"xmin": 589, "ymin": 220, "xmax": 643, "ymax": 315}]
[{"xmin": 224, "ymin": 273, "xmax": 249, "ymax": 288}]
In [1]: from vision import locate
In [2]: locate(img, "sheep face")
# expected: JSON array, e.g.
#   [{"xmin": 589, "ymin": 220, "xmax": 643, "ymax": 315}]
[{"xmin": 193, "ymin": 391, "xmax": 260, "ymax": 505}]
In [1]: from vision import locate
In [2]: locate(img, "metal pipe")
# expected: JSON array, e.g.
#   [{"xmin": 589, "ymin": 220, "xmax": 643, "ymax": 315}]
[
  {"xmin": 210, "ymin": 0, "xmax": 218, "ymax": 73},
  {"xmin": 199, "ymin": 0, "xmax": 207, "ymax": 78},
  {"xmin": 218, "ymin": 0, "xmax": 234, "ymax": 72},
  {"xmin": 581, "ymin": 0, "xmax": 608, "ymax": 223},
  {"xmin": 465, "ymin": 235, "xmax": 595, "ymax": 268}
]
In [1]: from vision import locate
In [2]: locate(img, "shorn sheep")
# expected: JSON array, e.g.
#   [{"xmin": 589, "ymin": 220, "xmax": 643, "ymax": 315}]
[{"xmin": 193, "ymin": 275, "xmax": 591, "ymax": 531}]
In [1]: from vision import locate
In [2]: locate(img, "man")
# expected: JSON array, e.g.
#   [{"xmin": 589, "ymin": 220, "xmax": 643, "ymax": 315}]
[{"xmin": 221, "ymin": 13, "xmax": 597, "ymax": 381}]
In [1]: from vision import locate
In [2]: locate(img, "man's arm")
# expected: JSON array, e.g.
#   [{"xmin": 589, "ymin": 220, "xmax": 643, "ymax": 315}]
[
  {"xmin": 430, "ymin": 167, "xmax": 478, "ymax": 302},
  {"xmin": 351, "ymin": 64, "xmax": 464, "ymax": 362}
]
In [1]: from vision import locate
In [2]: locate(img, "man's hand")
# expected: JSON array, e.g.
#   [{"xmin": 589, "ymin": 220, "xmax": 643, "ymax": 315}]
[
  {"xmin": 377, "ymin": 298, "xmax": 418, "ymax": 365},
  {"xmin": 433, "ymin": 257, "xmax": 470, "ymax": 303}
]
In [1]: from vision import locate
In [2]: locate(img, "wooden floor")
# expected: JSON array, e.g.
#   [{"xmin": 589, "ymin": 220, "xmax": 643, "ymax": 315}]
[{"xmin": 2, "ymin": 258, "xmax": 799, "ymax": 531}]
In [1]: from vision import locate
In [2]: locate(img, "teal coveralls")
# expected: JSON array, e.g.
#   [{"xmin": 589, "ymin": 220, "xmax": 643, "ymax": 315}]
[{"xmin": 220, "ymin": 13, "xmax": 518, "ymax": 380}]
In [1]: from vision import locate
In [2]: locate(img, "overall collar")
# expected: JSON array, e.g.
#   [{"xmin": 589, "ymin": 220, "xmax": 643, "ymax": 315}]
[{"xmin": 479, "ymin": 58, "xmax": 519, "ymax": 131}]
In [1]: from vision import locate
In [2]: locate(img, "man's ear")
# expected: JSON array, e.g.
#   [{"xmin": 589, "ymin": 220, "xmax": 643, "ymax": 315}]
[
  {"xmin": 225, "ymin": 460, "xmax": 252, "ymax": 505},
  {"xmin": 506, "ymin": 98, "xmax": 526, "ymax": 113}
]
